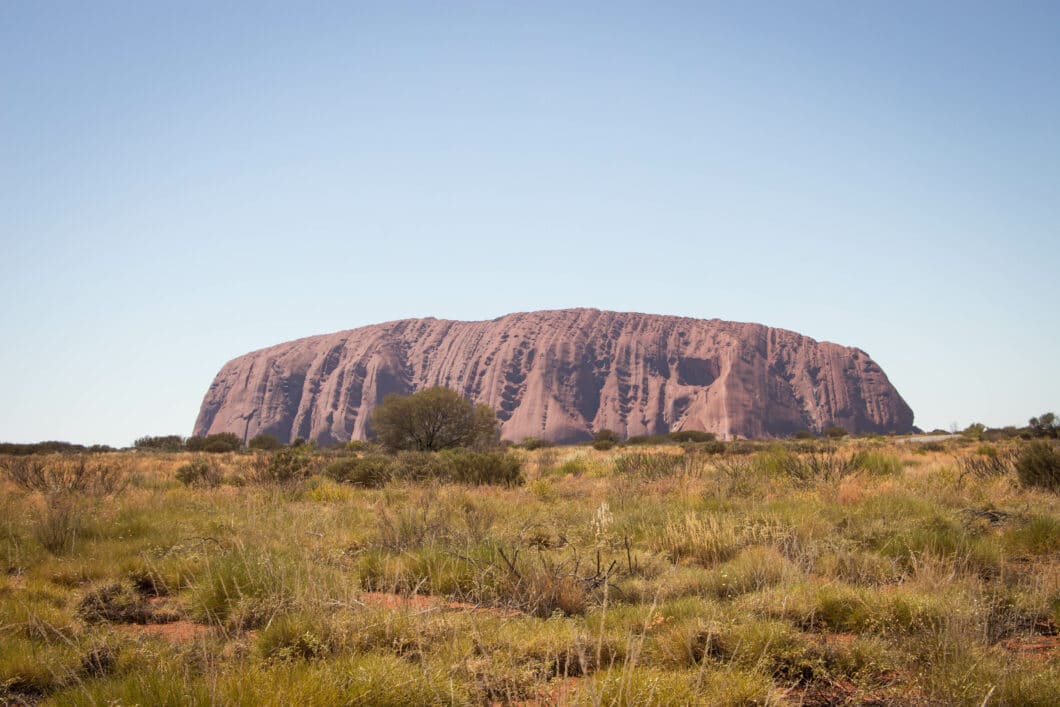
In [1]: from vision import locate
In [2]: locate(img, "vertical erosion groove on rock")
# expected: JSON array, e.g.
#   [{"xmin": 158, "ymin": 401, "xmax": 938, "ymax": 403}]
[{"xmin": 193, "ymin": 309, "xmax": 914, "ymax": 444}]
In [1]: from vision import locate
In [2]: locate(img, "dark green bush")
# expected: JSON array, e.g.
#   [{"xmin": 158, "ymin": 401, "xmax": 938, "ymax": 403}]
[
  {"xmin": 0, "ymin": 440, "xmax": 88, "ymax": 455},
  {"xmin": 324, "ymin": 456, "xmax": 393, "ymax": 487},
  {"xmin": 623, "ymin": 435, "xmax": 658, "ymax": 446},
  {"xmin": 175, "ymin": 457, "xmax": 221, "ymax": 487},
  {"xmin": 668, "ymin": 430, "xmax": 716, "ymax": 443},
  {"xmin": 186, "ymin": 433, "xmax": 242, "ymax": 453},
  {"xmin": 258, "ymin": 448, "xmax": 312, "ymax": 484},
  {"xmin": 391, "ymin": 451, "xmax": 449, "ymax": 481},
  {"xmin": 1016, "ymin": 441, "xmax": 1060, "ymax": 492},
  {"xmin": 823, "ymin": 426, "xmax": 848, "ymax": 439},
  {"xmin": 248, "ymin": 434, "xmax": 282, "ymax": 450},
  {"xmin": 518, "ymin": 437, "xmax": 551, "ymax": 450},
  {"xmin": 133, "ymin": 435, "xmax": 185, "ymax": 452},
  {"xmin": 440, "ymin": 449, "xmax": 523, "ymax": 486},
  {"xmin": 684, "ymin": 440, "xmax": 727, "ymax": 455},
  {"xmin": 392, "ymin": 450, "xmax": 522, "ymax": 486},
  {"xmin": 591, "ymin": 429, "xmax": 618, "ymax": 450},
  {"xmin": 727, "ymin": 440, "xmax": 766, "ymax": 455}
]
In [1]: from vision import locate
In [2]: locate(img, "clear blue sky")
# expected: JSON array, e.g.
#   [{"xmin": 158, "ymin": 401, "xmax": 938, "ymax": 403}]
[{"xmin": 2, "ymin": 1, "xmax": 1058, "ymax": 445}]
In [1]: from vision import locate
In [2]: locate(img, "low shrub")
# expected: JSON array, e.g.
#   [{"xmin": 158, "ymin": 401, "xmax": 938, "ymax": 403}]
[
  {"xmin": 668, "ymin": 430, "xmax": 716, "ymax": 443},
  {"xmin": 186, "ymin": 433, "xmax": 242, "ymax": 453},
  {"xmin": 955, "ymin": 447, "xmax": 1016, "ymax": 481},
  {"xmin": 1015, "ymin": 441, "xmax": 1060, "ymax": 491},
  {"xmin": 34, "ymin": 496, "xmax": 87, "ymax": 554},
  {"xmin": 442, "ymin": 449, "xmax": 523, "ymax": 486},
  {"xmin": 624, "ymin": 434, "xmax": 663, "ymax": 445},
  {"xmin": 250, "ymin": 448, "xmax": 313, "ymax": 484},
  {"xmin": 591, "ymin": 429, "xmax": 618, "ymax": 450},
  {"xmin": 175, "ymin": 457, "xmax": 221, "ymax": 488},
  {"xmin": 517, "ymin": 437, "xmax": 551, "ymax": 450},
  {"xmin": 248, "ymin": 434, "xmax": 282, "ymax": 450},
  {"xmin": 685, "ymin": 440, "xmax": 726, "ymax": 455},
  {"xmin": 1, "ymin": 455, "xmax": 128, "ymax": 554},
  {"xmin": 751, "ymin": 446, "xmax": 857, "ymax": 483},
  {"xmin": 389, "ymin": 449, "xmax": 522, "ymax": 486},
  {"xmin": 133, "ymin": 435, "xmax": 185, "ymax": 452},
  {"xmin": 613, "ymin": 452, "xmax": 687, "ymax": 479},
  {"xmin": 1, "ymin": 455, "xmax": 128, "ymax": 496},
  {"xmin": 324, "ymin": 456, "xmax": 393, "ymax": 487},
  {"xmin": 556, "ymin": 458, "xmax": 587, "ymax": 476}
]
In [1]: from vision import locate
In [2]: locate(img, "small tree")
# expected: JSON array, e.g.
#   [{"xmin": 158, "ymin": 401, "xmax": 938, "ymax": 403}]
[
  {"xmin": 371, "ymin": 387, "xmax": 499, "ymax": 452},
  {"xmin": 592, "ymin": 429, "xmax": 618, "ymax": 450},
  {"xmin": 823, "ymin": 425, "xmax": 848, "ymax": 439},
  {"xmin": 1029, "ymin": 413, "xmax": 1059, "ymax": 439}
]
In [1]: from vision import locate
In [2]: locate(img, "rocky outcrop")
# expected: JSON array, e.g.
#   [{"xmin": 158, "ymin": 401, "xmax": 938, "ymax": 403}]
[{"xmin": 193, "ymin": 309, "xmax": 914, "ymax": 444}]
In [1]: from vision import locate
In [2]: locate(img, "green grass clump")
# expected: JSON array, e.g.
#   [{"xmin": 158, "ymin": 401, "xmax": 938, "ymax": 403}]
[
  {"xmin": 189, "ymin": 548, "xmax": 292, "ymax": 627},
  {"xmin": 1004, "ymin": 514, "xmax": 1060, "ymax": 555},
  {"xmin": 652, "ymin": 513, "xmax": 742, "ymax": 567},
  {"xmin": 850, "ymin": 450, "xmax": 903, "ymax": 476},
  {"xmin": 702, "ymin": 546, "xmax": 797, "ymax": 598}
]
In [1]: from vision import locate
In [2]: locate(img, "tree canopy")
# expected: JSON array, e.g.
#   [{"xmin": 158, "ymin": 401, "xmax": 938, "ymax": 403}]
[
  {"xmin": 1029, "ymin": 413, "xmax": 1059, "ymax": 439},
  {"xmin": 371, "ymin": 387, "xmax": 498, "ymax": 452}
]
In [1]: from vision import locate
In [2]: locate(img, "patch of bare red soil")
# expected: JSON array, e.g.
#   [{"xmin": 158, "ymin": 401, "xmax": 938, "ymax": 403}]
[
  {"xmin": 489, "ymin": 677, "xmax": 584, "ymax": 707},
  {"xmin": 999, "ymin": 635, "xmax": 1060, "ymax": 657},
  {"xmin": 796, "ymin": 679, "xmax": 925, "ymax": 707}
]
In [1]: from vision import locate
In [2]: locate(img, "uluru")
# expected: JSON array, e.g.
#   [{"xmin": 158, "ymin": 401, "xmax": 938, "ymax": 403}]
[{"xmin": 193, "ymin": 309, "xmax": 914, "ymax": 444}]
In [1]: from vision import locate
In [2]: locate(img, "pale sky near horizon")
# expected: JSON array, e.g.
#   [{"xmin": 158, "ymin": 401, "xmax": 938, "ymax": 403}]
[{"xmin": 2, "ymin": 1, "xmax": 1058, "ymax": 446}]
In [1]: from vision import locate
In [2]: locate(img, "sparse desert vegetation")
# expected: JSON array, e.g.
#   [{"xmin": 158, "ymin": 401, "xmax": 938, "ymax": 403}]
[{"xmin": 1, "ymin": 436, "xmax": 1058, "ymax": 705}]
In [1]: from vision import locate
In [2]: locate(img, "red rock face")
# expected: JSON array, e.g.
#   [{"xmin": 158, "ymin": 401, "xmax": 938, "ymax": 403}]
[{"xmin": 193, "ymin": 309, "xmax": 914, "ymax": 444}]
